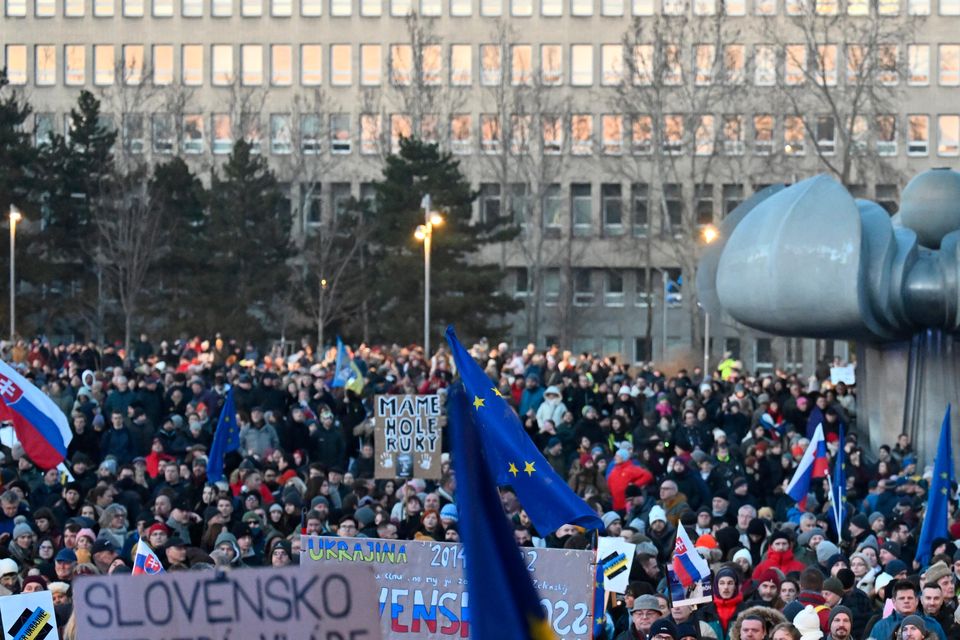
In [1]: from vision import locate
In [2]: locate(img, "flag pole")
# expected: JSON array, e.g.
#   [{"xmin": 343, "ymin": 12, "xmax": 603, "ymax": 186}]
[{"xmin": 825, "ymin": 471, "xmax": 840, "ymax": 544}]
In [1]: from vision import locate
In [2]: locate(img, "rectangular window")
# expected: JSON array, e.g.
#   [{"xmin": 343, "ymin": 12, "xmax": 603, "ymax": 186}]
[
  {"xmin": 570, "ymin": 44, "xmax": 593, "ymax": 87},
  {"xmin": 543, "ymin": 269, "xmax": 560, "ymax": 305},
  {"xmin": 754, "ymin": 114, "xmax": 774, "ymax": 155},
  {"xmin": 182, "ymin": 114, "xmax": 204, "ymax": 154},
  {"xmin": 6, "ymin": 46, "xmax": 26, "ymax": 85},
  {"xmin": 123, "ymin": 0, "xmax": 143, "ymax": 13},
  {"xmin": 34, "ymin": 113, "xmax": 54, "ymax": 146},
  {"xmin": 360, "ymin": 114, "xmax": 380, "ymax": 154},
  {"xmin": 723, "ymin": 184, "xmax": 743, "ymax": 215},
  {"xmin": 632, "ymin": 184, "xmax": 649, "ymax": 237},
  {"xmin": 908, "ymin": 114, "xmax": 929, "ymax": 155},
  {"xmin": 212, "ymin": 0, "xmax": 231, "ymax": 14},
  {"xmin": 451, "ymin": 114, "xmax": 472, "ymax": 154},
  {"xmin": 212, "ymin": 44, "xmax": 234, "ymax": 85},
  {"xmin": 815, "ymin": 0, "xmax": 836, "ymax": 12},
  {"xmin": 241, "ymin": 44, "xmax": 263, "ymax": 85},
  {"xmin": 35, "ymin": 45, "xmax": 56, "ymax": 86},
  {"xmin": 876, "ymin": 184, "xmax": 898, "ymax": 214},
  {"xmin": 571, "ymin": 114, "xmax": 593, "ymax": 155},
  {"xmin": 390, "ymin": 113, "xmax": 411, "ymax": 153},
  {"xmin": 331, "ymin": 113, "xmax": 351, "ymax": 153},
  {"xmin": 695, "ymin": 184, "xmax": 714, "ymax": 225},
  {"xmin": 35, "ymin": 0, "xmax": 54, "ymax": 15},
  {"xmin": 513, "ymin": 268, "xmax": 529, "ymax": 298},
  {"xmin": 785, "ymin": 44, "xmax": 806, "ymax": 85},
  {"xmin": 212, "ymin": 114, "xmax": 232, "ymax": 154},
  {"xmin": 481, "ymin": 0, "xmax": 501, "ymax": 12},
  {"xmin": 152, "ymin": 113, "xmax": 174, "ymax": 154},
  {"xmin": 241, "ymin": 0, "xmax": 262, "ymax": 15},
  {"xmin": 541, "ymin": 44, "xmax": 563, "ymax": 85},
  {"xmin": 300, "ymin": 113, "xmax": 321, "ymax": 154},
  {"xmin": 724, "ymin": 0, "xmax": 745, "ymax": 13},
  {"xmin": 182, "ymin": 0, "xmax": 202, "ymax": 13},
  {"xmin": 542, "ymin": 114, "xmax": 562, "ymax": 154},
  {"xmin": 511, "ymin": 45, "xmax": 532, "ymax": 85},
  {"xmin": 816, "ymin": 44, "xmax": 837, "ymax": 86},
  {"xmin": 301, "ymin": 45, "xmax": 322, "ymax": 85},
  {"xmin": 722, "ymin": 114, "xmax": 744, "ymax": 155},
  {"xmin": 602, "ymin": 114, "xmax": 623, "ymax": 154},
  {"xmin": 850, "ymin": 115, "xmax": 868, "ymax": 154},
  {"xmin": 153, "ymin": 0, "xmax": 172, "ymax": 14},
  {"xmin": 121, "ymin": 113, "xmax": 144, "ymax": 153},
  {"xmin": 632, "ymin": 114, "xmax": 652, "ymax": 154},
  {"xmin": 662, "ymin": 184, "xmax": 683, "ymax": 234},
  {"xmin": 451, "ymin": 0, "xmax": 471, "ymax": 14},
  {"xmin": 695, "ymin": 115, "xmax": 715, "ymax": 155},
  {"xmin": 361, "ymin": 0, "xmax": 380, "ymax": 12},
  {"xmin": 940, "ymin": 45, "xmax": 960, "ymax": 86},
  {"xmin": 330, "ymin": 183, "xmax": 351, "ymax": 218},
  {"xmin": 510, "ymin": 114, "xmax": 531, "ymax": 154},
  {"xmin": 571, "ymin": 184, "xmax": 592, "ymax": 235},
  {"xmin": 723, "ymin": 44, "xmax": 745, "ymax": 84},
  {"xmin": 938, "ymin": 115, "xmax": 959, "ymax": 156},
  {"xmin": 65, "ymin": 45, "xmax": 85, "ymax": 86},
  {"xmin": 242, "ymin": 113, "xmax": 262, "ymax": 152},
  {"xmin": 5, "ymin": 0, "xmax": 25, "ymax": 14},
  {"xmin": 694, "ymin": 0, "xmax": 715, "ymax": 13},
  {"xmin": 603, "ymin": 272, "xmax": 624, "ymax": 306},
  {"xmin": 272, "ymin": 0, "xmax": 292, "ymax": 14},
  {"xmin": 572, "ymin": 0, "xmax": 592, "ymax": 13},
  {"xmin": 421, "ymin": 44, "xmax": 441, "ymax": 85},
  {"xmin": 480, "ymin": 114, "xmax": 501, "ymax": 154},
  {"xmin": 94, "ymin": 45, "xmax": 114, "ymax": 85},
  {"xmin": 662, "ymin": 0, "xmax": 685, "ymax": 13},
  {"xmin": 941, "ymin": 0, "xmax": 958, "ymax": 12},
  {"xmin": 847, "ymin": 0, "xmax": 867, "ymax": 12},
  {"xmin": 694, "ymin": 44, "xmax": 715, "ymax": 85},
  {"xmin": 270, "ymin": 114, "xmax": 292, "ymax": 154},
  {"xmin": 509, "ymin": 183, "xmax": 530, "ymax": 226},
  {"xmin": 662, "ymin": 114, "xmax": 684, "ymax": 155},
  {"xmin": 876, "ymin": 115, "xmax": 897, "ymax": 156},
  {"xmin": 421, "ymin": 0, "xmax": 440, "ymax": 14},
  {"xmin": 391, "ymin": 44, "xmax": 412, "ymax": 85},
  {"xmin": 451, "ymin": 45, "xmax": 472, "ymax": 85},
  {"xmin": 391, "ymin": 0, "xmax": 412, "ymax": 13},
  {"xmin": 908, "ymin": 0, "xmax": 928, "ymax": 15},
  {"xmin": 602, "ymin": 184, "xmax": 623, "ymax": 234},
  {"xmin": 847, "ymin": 44, "xmax": 865, "ymax": 83},
  {"xmin": 481, "ymin": 44, "xmax": 501, "ymax": 85},
  {"xmin": 122, "ymin": 45, "xmax": 143, "ymax": 85},
  {"xmin": 332, "ymin": 0, "xmax": 352, "ymax": 13},
  {"xmin": 301, "ymin": 0, "xmax": 322, "ymax": 13},
  {"xmin": 331, "ymin": 44, "xmax": 351, "ymax": 86},
  {"xmin": 878, "ymin": 44, "xmax": 899, "ymax": 85},
  {"xmin": 512, "ymin": 0, "xmax": 532, "ymax": 13},
  {"xmin": 879, "ymin": 0, "xmax": 898, "ymax": 12},
  {"xmin": 601, "ymin": 44, "xmax": 623, "ymax": 85},
  {"xmin": 541, "ymin": 0, "xmax": 560, "ymax": 12},
  {"xmin": 270, "ymin": 45, "xmax": 292, "ymax": 86},
  {"xmin": 663, "ymin": 44, "xmax": 682, "ymax": 85},
  {"xmin": 182, "ymin": 45, "xmax": 203, "ymax": 85},
  {"xmin": 633, "ymin": 44, "xmax": 653, "ymax": 85},
  {"xmin": 784, "ymin": 115, "xmax": 805, "ymax": 155},
  {"xmin": 754, "ymin": 44, "xmax": 775, "ymax": 85},
  {"xmin": 633, "ymin": 0, "xmax": 652, "ymax": 12},
  {"xmin": 909, "ymin": 44, "xmax": 930, "ymax": 85},
  {"xmin": 479, "ymin": 184, "xmax": 500, "ymax": 224},
  {"xmin": 153, "ymin": 44, "xmax": 173, "ymax": 85},
  {"xmin": 816, "ymin": 115, "xmax": 836, "ymax": 154},
  {"xmin": 66, "ymin": 0, "xmax": 86, "ymax": 13},
  {"xmin": 421, "ymin": 114, "xmax": 439, "ymax": 144},
  {"xmin": 360, "ymin": 44, "xmax": 381, "ymax": 85},
  {"xmin": 601, "ymin": 0, "xmax": 622, "ymax": 12},
  {"xmin": 754, "ymin": 0, "xmax": 775, "ymax": 13}
]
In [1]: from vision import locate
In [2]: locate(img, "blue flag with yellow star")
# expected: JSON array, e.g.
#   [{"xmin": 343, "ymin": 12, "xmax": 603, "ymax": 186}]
[
  {"xmin": 448, "ymin": 382, "xmax": 555, "ymax": 640},
  {"xmin": 446, "ymin": 326, "xmax": 602, "ymax": 534},
  {"xmin": 206, "ymin": 386, "xmax": 240, "ymax": 484},
  {"xmin": 916, "ymin": 405, "xmax": 954, "ymax": 568}
]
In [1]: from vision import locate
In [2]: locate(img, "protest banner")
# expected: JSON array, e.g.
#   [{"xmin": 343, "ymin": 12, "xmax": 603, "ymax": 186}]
[
  {"xmin": 665, "ymin": 565, "xmax": 713, "ymax": 607},
  {"xmin": 0, "ymin": 590, "xmax": 59, "ymax": 640},
  {"xmin": 596, "ymin": 537, "xmax": 636, "ymax": 594},
  {"xmin": 374, "ymin": 395, "xmax": 442, "ymax": 479},
  {"xmin": 301, "ymin": 535, "xmax": 595, "ymax": 640},
  {"xmin": 72, "ymin": 562, "xmax": 381, "ymax": 640},
  {"xmin": 830, "ymin": 365, "xmax": 856, "ymax": 385}
]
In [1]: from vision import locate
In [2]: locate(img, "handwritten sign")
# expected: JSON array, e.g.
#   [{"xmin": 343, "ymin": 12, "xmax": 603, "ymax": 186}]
[
  {"xmin": 374, "ymin": 395, "xmax": 442, "ymax": 479},
  {"xmin": 72, "ymin": 563, "xmax": 381, "ymax": 640},
  {"xmin": 597, "ymin": 537, "xmax": 635, "ymax": 594},
  {"xmin": 301, "ymin": 535, "xmax": 594, "ymax": 639},
  {"xmin": 0, "ymin": 591, "xmax": 60, "ymax": 640}
]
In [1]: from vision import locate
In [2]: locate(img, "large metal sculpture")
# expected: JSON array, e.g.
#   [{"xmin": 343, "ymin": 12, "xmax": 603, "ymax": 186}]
[{"xmin": 697, "ymin": 168, "xmax": 960, "ymax": 462}]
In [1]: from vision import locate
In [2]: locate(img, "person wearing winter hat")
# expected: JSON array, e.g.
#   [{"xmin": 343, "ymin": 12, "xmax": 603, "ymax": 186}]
[
  {"xmin": 675, "ymin": 622, "xmax": 700, "ymax": 640},
  {"xmin": 535, "ymin": 386, "xmax": 566, "ymax": 430},
  {"xmin": 618, "ymin": 594, "xmax": 663, "ymax": 640},
  {"xmin": 821, "ymin": 578, "xmax": 844, "ymax": 607},
  {"xmin": 603, "ymin": 511, "xmax": 624, "ymax": 535},
  {"xmin": 646, "ymin": 506, "xmax": 674, "ymax": 564},
  {"xmin": 20, "ymin": 575, "xmax": 47, "ymax": 593},
  {"xmin": 699, "ymin": 566, "xmax": 746, "ymax": 640},
  {"xmin": 825, "ymin": 605, "xmax": 852, "ymax": 640},
  {"xmin": 48, "ymin": 581, "xmax": 70, "ymax": 605},
  {"xmin": 0, "ymin": 558, "xmax": 19, "ymax": 594},
  {"xmin": 646, "ymin": 618, "xmax": 679, "ymax": 640},
  {"xmin": 793, "ymin": 606, "xmax": 824, "ymax": 640},
  {"xmin": 439, "ymin": 504, "xmax": 458, "ymax": 529},
  {"xmin": 835, "ymin": 568, "xmax": 873, "ymax": 639},
  {"xmin": 749, "ymin": 568, "xmax": 784, "ymax": 609},
  {"xmin": 754, "ymin": 530, "xmax": 806, "ymax": 576},
  {"xmin": 733, "ymin": 548, "xmax": 753, "ymax": 575},
  {"xmin": 814, "ymin": 540, "xmax": 840, "ymax": 574}
]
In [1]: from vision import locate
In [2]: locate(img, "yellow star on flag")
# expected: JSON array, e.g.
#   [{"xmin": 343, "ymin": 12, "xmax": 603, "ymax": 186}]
[
  {"xmin": 524, "ymin": 461, "xmax": 536, "ymax": 476},
  {"xmin": 473, "ymin": 395, "xmax": 485, "ymax": 410},
  {"xmin": 508, "ymin": 462, "xmax": 519, "ymax": 477},
  {"xmin": 492, "ymin": 387, "xmax": 504, "ymax": 398}
]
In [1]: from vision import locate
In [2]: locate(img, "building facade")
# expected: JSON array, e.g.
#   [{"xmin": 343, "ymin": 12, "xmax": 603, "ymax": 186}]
[{"xmin": 1, "ymin": 0, "xmax": 957, "ymax": 371}]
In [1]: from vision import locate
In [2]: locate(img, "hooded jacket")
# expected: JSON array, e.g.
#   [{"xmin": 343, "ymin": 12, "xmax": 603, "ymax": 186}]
[
  {"xmin": 214, "ymin": 531, "xmax": 243, "ymax": 566},
  {"xmin": 729, "ymin": 605, "xmax": 787, "ymax": 640}
]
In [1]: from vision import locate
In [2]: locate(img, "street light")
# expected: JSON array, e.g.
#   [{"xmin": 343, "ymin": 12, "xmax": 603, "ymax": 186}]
[
  {"xmin": 9, "ymin": 205, "xmax": 21, "ymax": 341},
  {"xmin": 701, "ymin": 224, "xmax": 720, "ymax": 375},
  {"xmin": 415, "ymin": 195, "xmax": 443, "ymax": 357}
]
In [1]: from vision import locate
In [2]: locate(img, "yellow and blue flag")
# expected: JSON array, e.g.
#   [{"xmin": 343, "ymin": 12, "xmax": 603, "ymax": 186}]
[
  {"xmin": 446, "ymin": 326, "xmax": 602, "ymax": 534},
  {"xmin": 206, "ymin": 386, "xmax": 240, "ymax": 483},
  {"xmin": 916, "ymin": 405, "xmax": 954, "ymax": 567},
  {"xmin": 448, "ymin": 382, "xmax": 555, "ymax": 640}
]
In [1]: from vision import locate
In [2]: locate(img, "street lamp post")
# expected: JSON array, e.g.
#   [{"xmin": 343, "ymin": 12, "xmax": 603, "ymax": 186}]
[
  {"xmin": 701, "ymin": 224, "xmax": 719, "ymax": 375},
  {"xmin": 415, "ymin": 195, "xmax": 443, "ymax": 357},
  {"xmin": 9, "ymin": 205, "xmax": 21, "ymax": 341}
]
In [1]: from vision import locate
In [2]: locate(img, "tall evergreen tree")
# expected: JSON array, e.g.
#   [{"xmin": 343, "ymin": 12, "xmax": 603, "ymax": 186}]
[
  {"xmin": 206, "ymin": 140, "xmax": 291, "ymax": 338},
  {"xmin": 369, "ymin": 138, "xmax": 519, "ymax": 344}
]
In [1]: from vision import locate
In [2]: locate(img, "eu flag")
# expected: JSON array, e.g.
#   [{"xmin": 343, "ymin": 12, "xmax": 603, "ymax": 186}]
[
  {"xmin": 206, "ymin": 386, "xmax": 240, "ymax": 483},
  {"xmin": 448, "ymin": 383, "xmax": 554, "ymax": 640},
  {"xmin": 831, "ymin": 425, "xmax": 846, "ymax": 540},
  {"xmin": 916, "ymin": 405, "xmax": 955, "ymax": 568},
  {"xmin": 446, "ymin": 326, "xmax": 602, "ymax": 534}
]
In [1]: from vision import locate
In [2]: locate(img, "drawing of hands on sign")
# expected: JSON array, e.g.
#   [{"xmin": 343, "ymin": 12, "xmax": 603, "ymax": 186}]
[
  {"xmin": 380, "ymin": 452, "xmax": 394, "ymax": 468},
  {"xmin": 419, "ymin": 454, "xmax": 432, "ymax": 470}
]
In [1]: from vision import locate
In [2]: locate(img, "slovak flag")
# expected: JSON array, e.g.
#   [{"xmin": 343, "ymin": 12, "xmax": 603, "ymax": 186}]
[
  {"xmin": 672, "ymin": 525, "xmax": 711, "ymax": 588},
  {"xmin": 0, "ymin": 360, "xmax": 72, "ymax": 469},
  {"xmin": 785, "ymin": 423, "xmax": 830, "ymax": 510},
  {"xmin": 132, "ymin": 539, "xmax": 166, "ymax": 576}
]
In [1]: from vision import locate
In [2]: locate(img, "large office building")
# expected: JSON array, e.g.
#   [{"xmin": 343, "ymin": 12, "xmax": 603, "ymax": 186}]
[{"xmin": 1, "ymin": 0, "xmax": 957, "ymax": 371}]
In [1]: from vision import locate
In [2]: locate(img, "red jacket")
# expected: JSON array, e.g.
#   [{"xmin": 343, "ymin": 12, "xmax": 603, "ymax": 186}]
[
  {"xmin": 607, "ymin": 462, "xmax": 654, "ymax": 511},
  {"xmin": 753, "ymin": 549, "xmax": 806, "ymax": 577}
]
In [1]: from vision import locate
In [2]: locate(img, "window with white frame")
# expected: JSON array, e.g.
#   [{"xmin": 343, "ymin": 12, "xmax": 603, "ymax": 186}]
[
  {"xmin": 5, "ymin": 0, "xmax": 26, "ymax": 15},
  {"xmin": 390, "ymin": 45, "xmax": 412, "ymax": 85},
  {"xmin": 543, "ymin": 269, "xmax": 560, "ymax": 305},
  {"xmin": 481, "ymin": 44, "xmax": 501, "ymax": 85},
  {"xmin": 633, "ymin": 44, "xmax": 653, "ymax": 85},
  {"xmin": 541, "ymin": 0, "xmax": 561, "ymax": 14},
  {"xmin": 663, "ymin": 44, "xmax": 682, "ymax": 85},
  {"xmin": 571, "ymin": 0, "xmax": 592, "ymax": 14},
  {"xmin": 35, "ymin": 0, "xmax": 54, "ymax": 15},
  {"xmin": 301, "ymin": 45, "xmax": 322, "ymax": 85},
  {"xmin": 908, "ymin": 0, "xmax": 928, "ymax": 14},
  {"xmin": 571, "ymin": 185, "xmax": 592, "ymax": 236},
  {"xmin": 242, "ymin": 113, "xmax": 262, "ymax": 152},
  {"xmin": 332, "ymin": 0, "xmax": 351, "ymax": 13},
  {"xmin": 360, "ymin": 114, "xmax": 380, "ymax": 154},
  {"xmin": 850, "ymin": 115, "xmax": 868, "ymax": 154},
  {"xmin": 847, "ymin": 44, "xmax": 865, "ymax": 83},
  {"xmin": 877, "ymin": 44, "xmax": 899, "ymax": 85},
  {"xmin": 94, "ymin": 0, "xmax": 114, "ymax": 14},
  {"xmin": 451, "ymin": 0, "xmax": 470, "ymax": 14},
  {"xmin": 940, "ymin": 44, "xmax": 960, "ymax": 86},
  {"xmin": 604, "ymin": 271, "xmax": 624, "ymax": 306},
  {"xmin": 65, "ymin": 0, "xmax": 86, "ymax": 11},
  {"xmin": 121, "ymin": 113, "xmax": 144, "ymax": 153},
  {"xmin": 816, "ymin": 114, "xmax": 835, "ymax": 154},
  {"xmin": 511, "ymin": 0, "xmax": 532, "ymax": 13},
  {"xmin": 391, "ymin": 0, "xmax": 411, "ymax": 13},
  {"xmin": 153, "ymin": 0, "xmax": 173, "ymax": 14},
  {"xmin": 212, "ymin": 0, "xmax": 231, "ymax": 14},
  {"xmin": 938, "ymin": 115, "xmax": 959, "ymax": 156},
  {"xmin": 242, "ymin": 44, "xmax": 263, "ymax": 85},
  {"xmin": 421, "ymin": 114, "xmax": 439, "ymax": 144},
  {"xmin": 390, "ymin": 113, "xmax": 411, "ymax": 153},
  {"xmin": 271, "ymin": 45, "xmax": 292, "ymax": 85},
  {"xmin": 754, "ymin": 114, "xmax": 774, "ymax": 155},
  {"xmin": 662, "ymin": 114, "xmax": 684, "ymax": 155},
  {"xmin": 662, "ymin": 0, "xmax": 685, "ymax": 12},
  {"xmin": 908, "ymin": 114, "xmax": 929, "ymax": 155},
  {"xmin": 941, "ymin": 0, "xmax": 959, "ymax": 13},
  {"xmin": 875, "ymin": 115, "xmax": 897, "ymax": 156},
  {"xmin": 330, "ymin": 44, "xmax": 351, "ymax": 86},
  {"xmin": 65, "ymin": 45, "xmax": 85, "ymax": 86},
  {"xmin": 541, "ymin": 44, "xmax": 562, "ymax": 85},
  {"xmin": 510, "ymin": 114, "xmax": 531, "ymax": 154},
  {"xmin": 479, "ymin": 184, "xmax": 501, "ymax": 224},
  {"xmin": 602, "ymin": 184, "xmax": 623, "ymax": 234},
  {"xmin": 695, "ymin": 115, "xmax": 715, "ymax": 155},
  {"xmin": 153, "ymin": 44, "xmax": 173, "ymax": 84},
  {"xmin": 420, "ymin": 0, "xmax": 440, "ymax": 14},
  {"xmin": 847, "ymin": 0, "xmax": 867, "ymax": 12},
  {"xmin": 511, "ymin": 45, "xmax": 532, "ymax": 85},
  {"xmin": 722, "ymin": 115, "xmax": 743, "ymax": 155},
  {"xmin": 124, "ymin": 0, "xmax": 144, "ymax": 14},
  {"xmin": 480, "ymin": 114, "xmax": 501, "ymax": 153},
  {"xmin": 34, "ymin": 113, "xmax": 54, "ymax": 146},
  {"xmin": 724, "ymin": 44, "xmax": 745, "ymax": 84},
  {"xmin": 182, "ymin": 45, "xmax": 203, "ymax": 85},
  {"xmin": 152, "ymin": 113, "xmax": 174, "ymax": 153},
  {"xmin": 360, "ymin": 0, "xmax": 380, "ymax": 13},
  {"xmin": 571, "ymin": 114, "xmax": 593, "ymax": 154},
  {"xmin": 816, "ymin": 44, "xmax": 837, "ymax": 86},
  {"xmin": 878, "ymin": 0, "xmax": 897, "ymax": 12},
  {"xmin": 301, "ymin": 0, "xmax": 322, "ymax": 13},
  {"xmin": 785, "ymin": 44, "xmax": 806, "ymax": 85},
  {"xmin": 94, "ymin": 45, "xmax": 114, "ymax": 85},
  {"xmin": 450, "ymin": 114, "xmax": 472, "ymax": 154},
  {"xmin": 182, "ymin": 114, "xmax": 204, "ymax": 154},
  {"xmin": 694, "ymin": 0, "xmax": 715, "ymax": 13},
  {"xmin": 632, "ymin": 0, "xmax": 652, "ymax": 12},
  {"xmin": 122, "ymin": 45, "xmax": 143, "ymax": 85},
  {"xmin": 908, "ymin": 44, "xmax": 929, "ymax": 85},
  {"xmin": 601, "ymin": 44, "xmax": 623, "ymax": 85},
  {"xmin": 480, "ymin": 0, "xmax": 500, "ymax": 13},
  {"xmin": 182, "ymin": 0, "xmax": 202, "ymax": 15},
  {"xmin": 451, "ymin": 45, "xmax": 471, "ymax": 85},
  {"xmin": 542, "ymin": 115, "xmax": 562, "ymax": 154},
  {"xmin": 784, "ymin": 115, "xmax": 805, "ymax": 155},
  {"xmin": 694, "ymin": 44, "xmax": 715, "ymax": 85},
  {"xmin": 632, "ymin": 115, "xmax": 652, "ymax": 154},
  {"xmin": 300, "ymin": 113, "xmax": 321, "ymax": 154},
  {"xmin": 272, "ymin": 0, "xmax": 292, "ymax": 14},
  {"xmin": 723, "ymin": 0, "xmax": 745, "ymax": 13},
  {"xmin": 754, "ymin": 44, "xmax": 775, "ymax": 85},
  {"xmin": 212, "ymin": 44, "xmax": 234, "ymax": 85},
  {"xmin": 360, "ymin": 44, "xmax": 381, "ymax": 85},
  {"xmin": 212, "ymin": 114, "xmax": 232, "ymax": 154},
  {"xmin": 601, "ymin": 0, "xmax": 622, "ymax": 13},
  {"xmin": 754, "ymin": 0, "xmax": 775, "ymax": 13},
  {"xmin": 421, "ymin": 45, "xmax": 442, "ymax": 85},
  {"xmin": 241, "ymin": 0, "xmax": 262, "ymax": 15},
  {"xmin": 602, "ymin": 114, "xmax": 623, "ymax": 154}
]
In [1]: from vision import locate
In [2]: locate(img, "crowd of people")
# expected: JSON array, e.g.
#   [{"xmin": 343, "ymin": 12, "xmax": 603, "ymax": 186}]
[{"xmin": 0, "ymin": 334, "xmax": 952, "ymax": 640}]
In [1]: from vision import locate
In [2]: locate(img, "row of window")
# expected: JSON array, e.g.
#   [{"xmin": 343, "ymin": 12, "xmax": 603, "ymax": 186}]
[
  {"xmin": 3, "ymin": 0, "xmax": 954, "ymax": 18},
  {"xmin": 33, "ymin": 110, "xmax": 960, "ymax": 159},
  {"xmin": 9, "ymin": 42, "xmax": 960, "ymax": 89}
]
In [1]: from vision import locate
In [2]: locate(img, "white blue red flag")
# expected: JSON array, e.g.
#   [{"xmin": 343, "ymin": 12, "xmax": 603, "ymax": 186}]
[
  {"xmin": 672, "ymin": 525, "xmax": 710, "ymax": 588},
  {"xmin": 132, "ymin": 539, "xmax": 166, "ymax": 576},
  {"xmin": 0, "ymin": 360, "xmax": 72, "ymax": 469},
  {"xmin": 785, "ymin": 423, "xmax": 829, "ymax": 510}
]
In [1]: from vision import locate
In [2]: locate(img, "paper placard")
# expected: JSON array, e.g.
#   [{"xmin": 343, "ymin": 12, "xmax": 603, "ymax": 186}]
[{"xmin": 374, "ymin": 394, "xmax": 442, "ymax": 479}]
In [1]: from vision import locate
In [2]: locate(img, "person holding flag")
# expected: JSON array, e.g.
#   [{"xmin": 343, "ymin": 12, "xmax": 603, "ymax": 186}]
[
  {"xmin": 206, "ymin": 386, "xmax": 239, "ymax": 484},
  {"xmin": 132, "ymin": 538, "xmax": 165, "ymax": 576},
  {"xmin": 785, "ymin": 424, "xmax": 830, "ymax": 512},
  {"xmin": 0, "ymin": 360, "xmax": 73, "ymax": 470},
  {"xmin": 915, "ymin": 406, "xmax": 954, "ymax": 568},
  {"xmin": 673, "ymin": 523, "xmax": 711, "ymax": 591}
]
